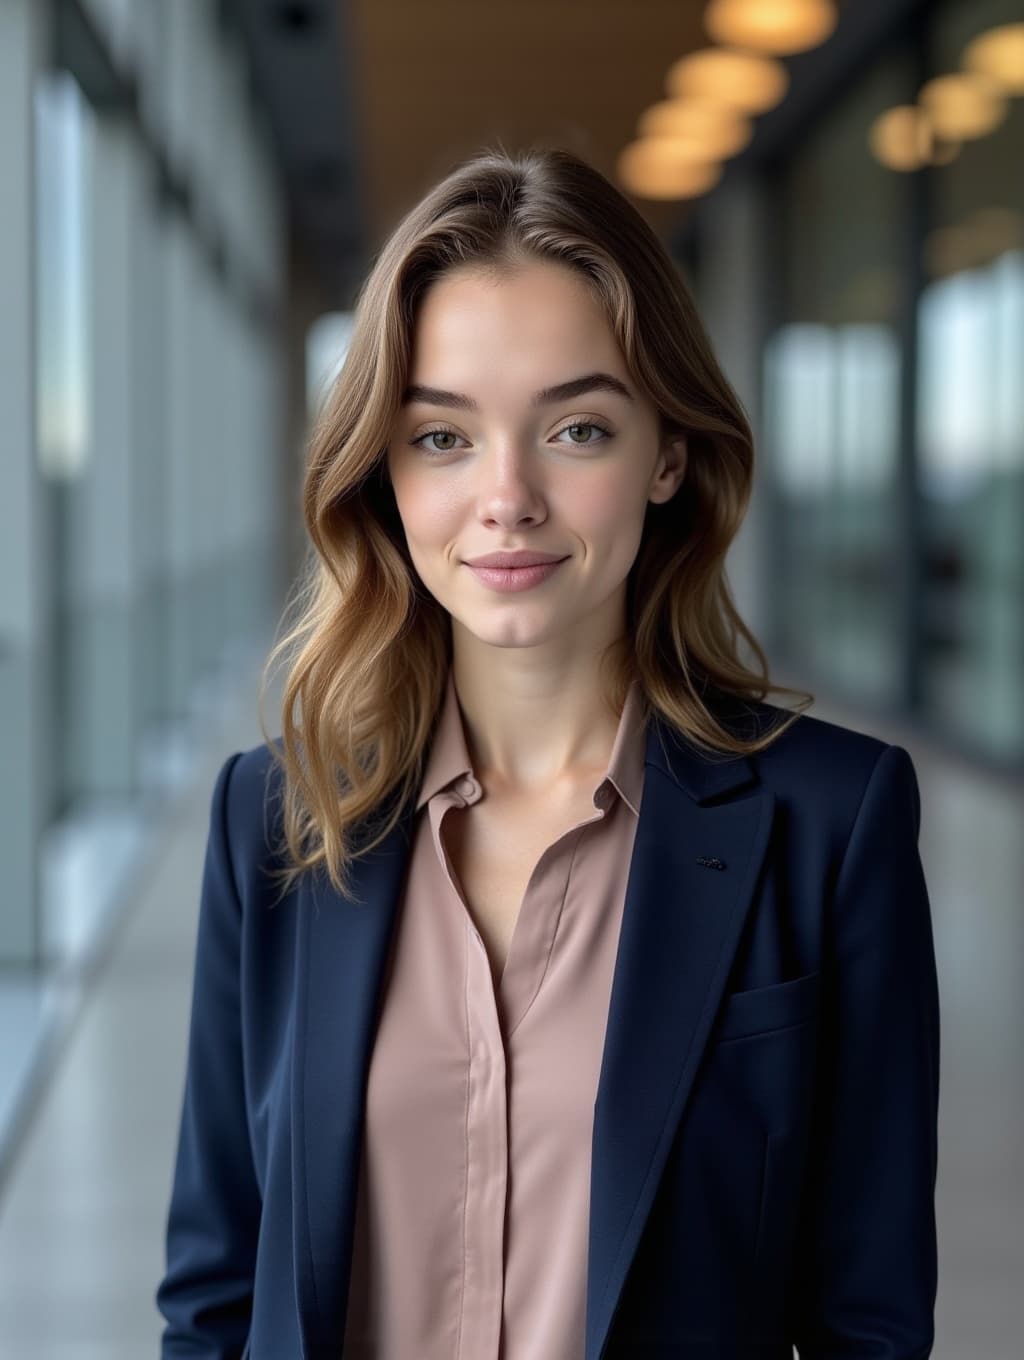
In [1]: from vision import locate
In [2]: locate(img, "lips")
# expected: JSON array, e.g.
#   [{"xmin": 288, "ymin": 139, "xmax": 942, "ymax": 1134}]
[
  {"xmin": 464, "ymin": 553, "xmax": 568, "ymax": 568},
  {"xmin": 465, "ymin": 558, "xmax": 567, "ymax": 592}
]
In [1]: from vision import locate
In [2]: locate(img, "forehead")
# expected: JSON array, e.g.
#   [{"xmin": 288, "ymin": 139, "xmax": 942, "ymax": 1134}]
[{"xmin": 409, "ymin": 260, "xmax": 623, "ymax": 377}]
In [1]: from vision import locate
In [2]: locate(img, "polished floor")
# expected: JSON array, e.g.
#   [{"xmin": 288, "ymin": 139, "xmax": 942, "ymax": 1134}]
[{"xmin": 0, "ymin": 669, "xmax": 1019, "ymax": 1358}]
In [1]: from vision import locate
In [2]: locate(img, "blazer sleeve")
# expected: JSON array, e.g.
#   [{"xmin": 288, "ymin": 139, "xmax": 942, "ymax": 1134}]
[
  {"xmin": 792, "ymin": 742, "xmax": 941, "ymax": 1359},
  {"xmin": 155, "ymin": 752, "xmax": 262, "ymax": 1359}
]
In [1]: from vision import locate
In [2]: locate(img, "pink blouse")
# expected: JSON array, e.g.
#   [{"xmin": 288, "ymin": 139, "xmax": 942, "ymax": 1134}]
[{"xmin": 341, "ymin": 669, "xmax": 648, "ymax": 1358}]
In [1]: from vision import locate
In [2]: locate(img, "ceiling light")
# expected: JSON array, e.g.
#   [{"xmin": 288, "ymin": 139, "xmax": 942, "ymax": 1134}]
[
  {"xmin": 919, "ymin": 71, "xmax": 1008, "ymax": 141},
  {"xmin": 965, "ymin": 206, "xmax": 1024, "ymax": 259},
  {"xmin": 868, "ymin": 105, "xmax": 932, "ymax": 172},
  {"xmin": 637, "ymin": 98, "xmax": 753, "ymax": 159},
  {"xmin": 963, "ymin": 23, "xmax": 1024, "ymax": 96},
  {"xmin": 924, "ymin": 224, "xmax": 982, "ymax": 278},
  {"xmin": 666, "ymin": 46, "xmax": 789, "ymax": 114},
  {"xmin": 617, "ymin": 140, "xmax": 723, "ymax": 200},
  {"xmin": 704, "ymin": 0, "xmax": 837, "ymax": 57}
]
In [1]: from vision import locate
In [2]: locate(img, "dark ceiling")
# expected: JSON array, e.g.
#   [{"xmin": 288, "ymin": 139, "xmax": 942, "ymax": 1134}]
[
  {"xmin": 226, "ymin": 0, "xmax": 716, "ymax": 306},
  {"xmin": 223, "ymin": 0, "xmax": 918, "ymax": 311}
]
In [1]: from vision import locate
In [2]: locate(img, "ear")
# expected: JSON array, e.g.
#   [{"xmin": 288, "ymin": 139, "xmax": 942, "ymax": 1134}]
[{"xmin": 649, "ymin": 434, "xmax": 688, "ymax": 505}]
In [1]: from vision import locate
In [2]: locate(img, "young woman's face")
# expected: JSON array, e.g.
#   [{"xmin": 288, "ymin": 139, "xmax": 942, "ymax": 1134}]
[{"xmin": 385, "ymin": 258, "xmax": 686, "ymax": 652}]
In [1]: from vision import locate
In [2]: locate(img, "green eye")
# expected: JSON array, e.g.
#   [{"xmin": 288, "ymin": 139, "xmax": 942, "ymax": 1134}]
[
  {"xmin": 411, "ymin": 428, "xmax": 462, "ymax": 456},
  {"xmin": 557, "ymin": 421, "xmax": 612, "ymax": 446},
  {"xmin": 566, "ymin": 423, "xmax": 594, "ymax": 443}
]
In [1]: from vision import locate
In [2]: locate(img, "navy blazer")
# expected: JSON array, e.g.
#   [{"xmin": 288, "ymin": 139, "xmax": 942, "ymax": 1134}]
[{"xmin": 156, "ymin": 698, "xmax": 940, "ymax": 1359}]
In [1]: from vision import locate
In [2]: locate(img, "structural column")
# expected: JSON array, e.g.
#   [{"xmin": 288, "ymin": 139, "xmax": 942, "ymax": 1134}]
[{"xmin": 0, "ymin": 0, "xmax": 50, "ymax": 964}]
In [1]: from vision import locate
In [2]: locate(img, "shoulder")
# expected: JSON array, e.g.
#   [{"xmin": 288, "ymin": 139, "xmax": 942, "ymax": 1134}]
[
  {"xmin": 749, "ymin": 700, "xmax": 888, "ymax": 774},
  {"xmin": 717, "ymin": 696, "xmax": 920, "ymax": 839},
  {"xmin": 222, "ymin": 735, "xmax": 284, "ymax": 808},
  {"xmin": 211, "ymin": 737, "xmax": 286, "ymax": 884},
  {"xmin": 710, "ymin": 689, "xmax": 889, "ymax": 770}
]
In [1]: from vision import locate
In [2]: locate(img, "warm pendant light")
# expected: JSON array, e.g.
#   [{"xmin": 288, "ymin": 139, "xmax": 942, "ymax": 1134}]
[
  {"xmin": 963, "ymin": 23, "xmax": 1024, "ymax": 96},
  {"xmin": 919, "ymin": 71, "xmax": 1008, "ymax": 141},
  {"xmin": 666, "ymin": 46, "xmax": 789, "ymax": 114},
  {"xmin": 617, "ymin": 139, "xmax": 723, "ymax": 200},
  {"xmin": 704, "ymin": 0, "xmax": 838, "ymax": 56},
  {"xmin": 868, "ymin": 104, "xmax": 962, "ymax": 171},
  {"xmin": 966, "ymin": 206, "xmax": 1023, "ymax": 260},
  {"xmin": 869, "ymin": 105, "xmax": 932, "ymax": 171},
  {"xmin": 637, "ymin": 98, "xmax": 753, "ymax": 159}
]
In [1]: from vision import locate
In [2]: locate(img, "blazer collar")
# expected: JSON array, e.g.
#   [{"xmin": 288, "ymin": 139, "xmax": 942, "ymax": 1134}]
[{"xmin": 290, "ymin": 702, "xmax": 775, "ymax": 1360}]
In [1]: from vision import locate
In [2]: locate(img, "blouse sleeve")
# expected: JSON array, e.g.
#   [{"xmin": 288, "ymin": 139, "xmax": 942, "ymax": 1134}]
[
  {"xmin": 155, "ymin": 752, "xmax": 262, "ymax": 1359},
  {"xmin": 792, "ymin": 743, "xmax": 941, "ymax": 1359}
]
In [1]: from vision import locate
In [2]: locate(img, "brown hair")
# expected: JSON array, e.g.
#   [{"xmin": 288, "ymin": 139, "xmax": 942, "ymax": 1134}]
[{"xmin": 257, "ymin": 144, "xmax": 813, "ymax": 905}]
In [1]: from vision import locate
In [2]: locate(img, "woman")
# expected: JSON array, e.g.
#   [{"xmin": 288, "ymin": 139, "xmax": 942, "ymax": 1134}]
[{"xmin": 156, "ymin": 147, "xmax": 940, "ymax": 1359}]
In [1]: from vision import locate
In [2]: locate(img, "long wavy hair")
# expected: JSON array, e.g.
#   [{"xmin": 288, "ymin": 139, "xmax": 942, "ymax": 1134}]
[{"xmin": 257, "ymin": 144, "xmax": 813, "ymax": 906}]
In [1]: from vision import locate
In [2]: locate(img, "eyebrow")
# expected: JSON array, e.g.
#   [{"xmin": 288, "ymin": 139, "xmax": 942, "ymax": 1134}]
[{"xmin": 401, "ymin": 372, "xmax": 635, "ymax": 411}]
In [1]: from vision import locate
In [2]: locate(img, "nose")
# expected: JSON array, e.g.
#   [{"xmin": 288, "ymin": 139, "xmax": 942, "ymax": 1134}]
[{"xmin": 476, "ymin": 446, "xmax": 549, "ymax": 525}]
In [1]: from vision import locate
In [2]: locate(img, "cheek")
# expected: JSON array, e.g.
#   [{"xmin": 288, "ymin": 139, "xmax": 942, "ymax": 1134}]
[
  {"xmin": 565, "ymin": 472, "xmax": 646, "ymax": 548},
  {"xmin": 390, "ymin": 469, "xmax": 457, "ymax": 543}
]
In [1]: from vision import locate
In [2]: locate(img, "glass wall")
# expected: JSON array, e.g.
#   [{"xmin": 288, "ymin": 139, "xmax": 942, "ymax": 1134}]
[
  {"xmin": 35, "ymin": 69, "xmax": 95, "ymax": 821},
  {"xmin": 764, "ymin": 48, "xmax": 915, "ymax": 706},
  {"xmin": 916, "ymin": 0, "xmax": 1024, "ymax": 759},
  {"xmin": 0, "ymin": 0, "xmax": 288, "ymax": 1151},
  {"xmin": 762, "ymin": 0, "xmax": 1024, "ymax": 765}
]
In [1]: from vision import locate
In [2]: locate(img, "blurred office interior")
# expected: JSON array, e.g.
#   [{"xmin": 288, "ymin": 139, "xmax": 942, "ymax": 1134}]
[{"xmin": 0, "ymin": 0, "xmax": 1021, "ymax": 1355}]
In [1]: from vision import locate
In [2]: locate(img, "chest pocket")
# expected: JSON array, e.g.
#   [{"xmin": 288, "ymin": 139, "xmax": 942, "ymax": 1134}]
[{"xmin": 713, "ymin": 970, "xmax": 821, "ymax": 1043}]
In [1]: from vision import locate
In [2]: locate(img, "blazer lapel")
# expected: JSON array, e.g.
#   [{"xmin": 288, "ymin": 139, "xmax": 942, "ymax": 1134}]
[
  {"xmin": 291, "ymin": 793, "xmax": 416, "ymax": 1360},
  {"xmin": 584, "ymin": 719, "xmax": 775, "ymax": 1360},
  {"xmin": 290, "ymin": 710, "xmax": 775, "ymax": 1360}
]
